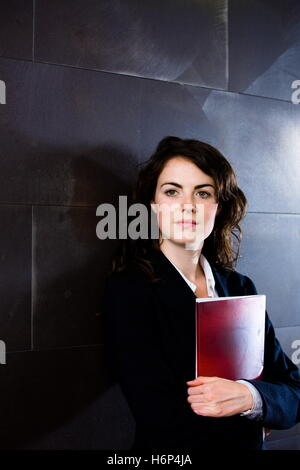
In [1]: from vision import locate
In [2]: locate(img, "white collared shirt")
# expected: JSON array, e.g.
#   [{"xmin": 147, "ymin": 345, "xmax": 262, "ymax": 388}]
[
  {"xmin": 168, "ymin": 253, "xmax": 219, "ymax": 298},
  {"xmin": 164, "ymin": 252, "xmax": 264, "ymax": 424}
]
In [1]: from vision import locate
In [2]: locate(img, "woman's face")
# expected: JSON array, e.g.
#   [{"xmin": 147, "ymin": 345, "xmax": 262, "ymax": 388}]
[{"xmin": 151, "ymin": 156, "xmax": 219, "ymax": 250}]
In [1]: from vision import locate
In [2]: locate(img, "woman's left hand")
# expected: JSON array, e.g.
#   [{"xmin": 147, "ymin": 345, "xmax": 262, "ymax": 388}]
[{"xmin": 186, "ymin": 376, "xmax": 253, "ymax": 418}]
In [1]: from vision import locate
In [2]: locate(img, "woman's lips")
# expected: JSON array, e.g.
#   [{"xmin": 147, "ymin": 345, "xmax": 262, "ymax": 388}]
[{"xmin": 176, "ymin": 220, "xmax": 197, "ymax": 226}]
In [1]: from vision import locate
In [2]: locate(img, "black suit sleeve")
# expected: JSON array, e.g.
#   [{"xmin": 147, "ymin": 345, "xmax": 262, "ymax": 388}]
[
  {"xmin": 240, "ymin": 274, "xmax": 300, "ymax": 429},
  {"xmin": 103, "ymin": 272, "xmax": 204, "ymax": 448}
]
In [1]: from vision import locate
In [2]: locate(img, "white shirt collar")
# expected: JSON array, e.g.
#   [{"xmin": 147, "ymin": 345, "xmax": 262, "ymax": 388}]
[{"xmin": 167, "ymin": 253, "xmax": 217, "ymax": 297}]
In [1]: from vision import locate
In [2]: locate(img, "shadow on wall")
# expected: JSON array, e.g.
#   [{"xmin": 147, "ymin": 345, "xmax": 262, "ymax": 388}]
[{"xmin": 0, "ymin": 142, "xmax": 138, "ymax": 449}]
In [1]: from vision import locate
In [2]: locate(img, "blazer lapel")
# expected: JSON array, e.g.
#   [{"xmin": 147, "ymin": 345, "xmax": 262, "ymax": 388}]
[
  {"xmin": 148, "ymin": 248, "xmax": 231, "ymax": 299},
  {"xmin": 147, "ymin": 249, "xmax": 197, "ymax": 380},
  {"xmin": 146, "ymin": 249, "xmax": 232, "ymax": 381},
  {"xmin": 210, "ymin": 263, "xmax": 230, "ymax": 297}
]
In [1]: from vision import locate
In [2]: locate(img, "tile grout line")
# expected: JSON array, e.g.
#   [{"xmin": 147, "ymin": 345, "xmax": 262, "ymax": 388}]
[
  {"xmin": 225, "ymin": 0, "xmax": 229, "ymax": 91},
  {"xmin": 0, "ymin": 55, "xmax": 295, "ymax": 107},
  {"xmin": 0, "ymin": 202, "xmax": 100, "ymax": 208},
  {"xmin": 6, "ymin": 343, "xmax": 104, "ymax": 355},
  {"xmin": 32, "ymin": 0, "xmax": 35, "ymax": 63},
  {"xmin": 31, "ymin": 205, "xmax": 34, "ymax": 350}
]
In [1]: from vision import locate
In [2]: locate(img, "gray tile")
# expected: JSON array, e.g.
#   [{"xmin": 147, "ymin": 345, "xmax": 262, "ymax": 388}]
[
  {"xmin": 265, "ymin": 434, "xmax": 300, "ymax": 450},
  {"xmin": 32, "ymin": 205, "xmax": 117, "ymax": 349},
  {"xmin": 0, "ymin": 0, "xmax": 33, "ymax": 60},
  {"xmin": 229, "ymin": 0, "xmax": 300, "ymax": 102},
  {"xmin": 202, "ymin": 90, "xmax": 300, "ymax": 213},
  {"xmin": 35, "ymin": 0, "xmax": 228, "ymax": 89},
  {"xmin": 139, "ymin": 80, "xmax": 214, "ymax": 161},
  {"xmin": 0, "ymin": 346, "xmax": 130, "ymax": 449},
  {"xmin": 139, "ymin": 83, "xmax": 300, "ymax": 214},
  {"xmin": 0, "ymin": 205, "xmax": 31, "ymax": 352},
  {"xmin": 263, "ymin": 325, "xmax": 300, "ymax": 442},
  {"xmin": 266, "ymin": 424, "xmax": 300, "ymax": 443},
  {"xmin": 236, "ymin": 213, "xmax": 300, "ymax": 328},
  {"xmin": 22, "ymin": 382, "xmax": 134, "ymax": 450},
  {"xmin": 0, "ymin": 57, "xmax": 141, "ymax": 205}
]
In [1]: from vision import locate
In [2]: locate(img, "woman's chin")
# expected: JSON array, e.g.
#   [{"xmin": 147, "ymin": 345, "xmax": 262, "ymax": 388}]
[{"xmin": 169, "ymin": 234, "xmax": 205, "ymax": 248}]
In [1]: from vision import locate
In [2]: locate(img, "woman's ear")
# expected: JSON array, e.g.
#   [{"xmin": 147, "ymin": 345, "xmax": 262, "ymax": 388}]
[{"xmin": 216, "ymin": 203, "xmax": 222, "ymax": 216}]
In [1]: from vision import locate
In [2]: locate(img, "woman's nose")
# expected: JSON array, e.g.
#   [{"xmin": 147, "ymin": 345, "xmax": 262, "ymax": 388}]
[{"xmin": 182, "ymin": 201, "xmax": 196, "ymax": 213}]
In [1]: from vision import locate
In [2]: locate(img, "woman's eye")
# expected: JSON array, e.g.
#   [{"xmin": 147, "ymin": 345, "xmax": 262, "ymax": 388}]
[
  {"xmin": 197, "ymin": 191, "xmax": 211, "ymax": 198},
  {"xmin": 165, "ymin": 189, "xmax": 177, "ymax": 196},
  {"xmin": 164, "ymin": 190, "xmax": 211, "ymax": 198}
]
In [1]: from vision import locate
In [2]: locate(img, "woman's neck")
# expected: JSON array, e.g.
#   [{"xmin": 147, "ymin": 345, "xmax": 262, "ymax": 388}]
[{"xmin": 159, "ymin": 239, "xmax": 204, "ymax": 283}]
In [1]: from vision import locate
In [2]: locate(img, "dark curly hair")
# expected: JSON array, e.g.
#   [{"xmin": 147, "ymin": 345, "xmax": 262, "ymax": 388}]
[{"xmin": 109, "ymin": 136, "xmax": 248, "ymax": 282}]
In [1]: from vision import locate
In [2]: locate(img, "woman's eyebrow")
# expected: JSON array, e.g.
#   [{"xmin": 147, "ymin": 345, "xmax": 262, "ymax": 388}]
[{"xmin": 160, "ymin": 182, "xmax": 215, "ymax": 190}]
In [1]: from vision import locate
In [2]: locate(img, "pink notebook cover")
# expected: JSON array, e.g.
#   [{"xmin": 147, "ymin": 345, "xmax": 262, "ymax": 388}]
[{"xmin": 195, "ymin": 295, "xmax": 266, "ymax": 381}]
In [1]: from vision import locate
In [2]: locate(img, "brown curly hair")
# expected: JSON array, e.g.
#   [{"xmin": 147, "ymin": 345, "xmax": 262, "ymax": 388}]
[{"xmin": 109, "ymin": 136, "xmax": 248, "ymax": 282}]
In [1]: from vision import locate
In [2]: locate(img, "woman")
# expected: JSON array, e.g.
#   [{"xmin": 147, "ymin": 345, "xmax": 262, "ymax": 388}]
[{"xmin": 103, "ymin": 136, "xmax": 300, "ymax": 450}]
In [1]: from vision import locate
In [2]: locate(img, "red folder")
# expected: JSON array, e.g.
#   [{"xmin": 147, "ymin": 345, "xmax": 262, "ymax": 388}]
[{"xmin": 195, "ymin": 295, "xmax": 266, "ymax": 381}]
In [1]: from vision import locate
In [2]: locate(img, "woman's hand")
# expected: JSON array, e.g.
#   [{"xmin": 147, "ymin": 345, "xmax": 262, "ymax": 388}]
[{"xmin": 186, "ymin": 376, "xmax": 253, "ymax": 418}]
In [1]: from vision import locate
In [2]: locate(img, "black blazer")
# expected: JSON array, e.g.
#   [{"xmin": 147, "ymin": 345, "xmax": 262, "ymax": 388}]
[{"xmin": 103, "ymin": 249, "xmax": 300, "ymax": 450}]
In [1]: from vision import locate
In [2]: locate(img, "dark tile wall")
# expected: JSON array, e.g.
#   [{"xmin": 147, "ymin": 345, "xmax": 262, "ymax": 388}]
[
  {"xmin": 229, "ymin": 0, "xmax": 300, "ymax": 101},
  {"xmin": 0, "ymin": 0, "xmax": 33, "ymax": 60},
  {"xmin": 0, "ymin": 205, "xmax": 31, "ymax": 351},
  {"xmin": 0, "ymin": 0, "xmax": 299, "ymax": 450},
  {"xmin": 238, "ymin": 214, "xmax": 300, "ymax": 328},
  {"xmin": 35, "ymin": 0, "xmax": 228, "ymax": 89},
  {"xmin": 0, "ymin": 57, "xmax": 141, "ymax": 204}
]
